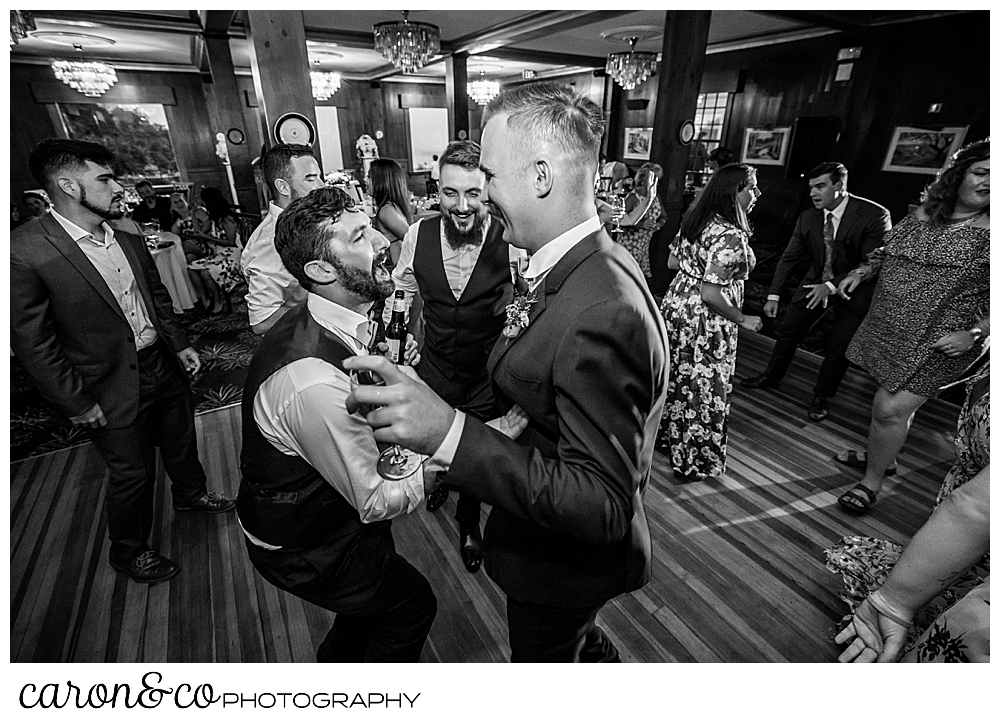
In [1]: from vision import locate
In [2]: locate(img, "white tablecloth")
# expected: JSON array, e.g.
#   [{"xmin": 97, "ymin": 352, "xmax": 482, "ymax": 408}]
[{"xmin": 151, "ymin": 232, "xmax": 197, "ymax": 314}]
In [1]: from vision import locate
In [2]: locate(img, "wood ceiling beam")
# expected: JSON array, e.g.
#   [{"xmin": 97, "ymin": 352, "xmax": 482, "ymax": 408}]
[
  {"xmin": 754, "ymin": 11, "xmax": 869, "ymax": 31},
  {"xmin": 449, "ymin": 10, "xmax": 630, "ymax": 56},
  {"xmin": 478, "ymin": 45, "xmax": 606, "ymax": 69},
  {"xmin": 201, "ymin": 10, "xmax": 239, "ymax": 39}
]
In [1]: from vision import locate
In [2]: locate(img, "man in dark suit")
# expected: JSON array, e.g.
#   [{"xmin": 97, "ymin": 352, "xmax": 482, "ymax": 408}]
[
  {"xmin": 741, "ymin": 162, "xmax": 891, "ymax": 421},
  {"xmin": 10, "ymin": 139, "xmax": 235, "ymax": 586},
  {"xmin": 130, "ymin": 179, "xmax": 175, "ymax": 230},
  {"xmin": 347, "ymin": 82, "xmax": 667, "ymax": 662}
]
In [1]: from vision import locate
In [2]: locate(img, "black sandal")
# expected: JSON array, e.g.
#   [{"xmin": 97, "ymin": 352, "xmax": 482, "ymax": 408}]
[
  {"xmin": 837, "ymin": 484, "xmax": 878, "ymax": 515},
  {"xmin": 834, "ymin": 450, "xmax": 897, "ymax": 476}
]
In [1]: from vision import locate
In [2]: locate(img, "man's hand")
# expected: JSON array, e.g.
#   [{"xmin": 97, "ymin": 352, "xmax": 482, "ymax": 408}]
[
  {"xmin": 485, "ymin": 404, "xmax": 530, "ymax": 440},
  {"xmin": 374, "ymin": 333, "xmax": 421, "ymax": 367},
  {"xmin": 803, "ymin": 283, "xmax": 833, "ymax": 310},
  {"xmin": 344, "ymin": 355, "xmax": 456, "ymax": 456},
  {"xmin": 763, "ymin": 299, "xmax": 779, "ymax": 318},
  {"xmin": 836, "ymin": 272, "xmax": 863, "ymax": 300},
  {"xmin": 70, "ymin": 402, "xmax": 107, "ymax": 428},
  {"xmin": 176, "ymin": 347, "xmax": 201, "ymax": 376}
]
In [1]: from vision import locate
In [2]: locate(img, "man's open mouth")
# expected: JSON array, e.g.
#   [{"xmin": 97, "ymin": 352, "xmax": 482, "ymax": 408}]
[{"xmin": 372, "ymin": 249, "xmax": 391, "ymax": 280}]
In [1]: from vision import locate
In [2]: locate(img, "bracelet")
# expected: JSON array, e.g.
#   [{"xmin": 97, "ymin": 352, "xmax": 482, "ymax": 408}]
[{"xmin": 867, "ymin": 590, "xmax": 913, "ymax": 628}]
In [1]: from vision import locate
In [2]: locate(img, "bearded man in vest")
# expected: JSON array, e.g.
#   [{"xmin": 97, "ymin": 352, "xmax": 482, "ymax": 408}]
[{"xmin": 384, "ymin": 140, "xmax": 527, "ymax": 573}]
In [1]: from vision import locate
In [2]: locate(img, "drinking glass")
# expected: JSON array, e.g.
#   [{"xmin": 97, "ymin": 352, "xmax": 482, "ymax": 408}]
[{"xmin": 349, "ymin": 368, "xmax": 423, "ymax": 481}]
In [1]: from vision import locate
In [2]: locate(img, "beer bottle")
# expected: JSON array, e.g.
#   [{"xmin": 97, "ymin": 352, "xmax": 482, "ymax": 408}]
[{"xmin": 385, "ymin": 290, "xmax": 407, "ymax": 364}]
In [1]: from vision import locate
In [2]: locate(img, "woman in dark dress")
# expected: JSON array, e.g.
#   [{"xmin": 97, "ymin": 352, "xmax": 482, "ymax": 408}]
[
  {"xmin": 368, "ymin": 158, "xmax": 414, "ymax": 268},
  {"xmin": 834, "ymin": 140, "xmax": 989, "ymax": 514}
]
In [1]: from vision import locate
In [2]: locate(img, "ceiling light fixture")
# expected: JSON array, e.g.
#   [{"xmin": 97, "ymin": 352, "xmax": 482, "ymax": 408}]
[
  {"xmin": 10, "ymin": 10, "xmax": 35, "ymax": 47},
  {"xmin": 605, "ymin": 36, "xmax": 657, "ymax": 91},
  {"xmin": 51, "ymin": 44, "xmax": 118, "ymax": 97},
  {"xmin": 311, "ymin": 70, "xmax": 342, "ymax": 101},
  {"xmin": 467, "ymin": 70, "xmax": 500, "ymax": 106},
  {"xmin": 373, "ymin": 10, "xmax": 440, "ymax": 74}
]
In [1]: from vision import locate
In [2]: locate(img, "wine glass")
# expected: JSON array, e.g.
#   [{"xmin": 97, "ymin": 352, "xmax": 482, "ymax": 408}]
[
  {"xmin": 349, "ymin": 368, "xmax": 423, "ymax": 481},
  {"xmin": 609, "ymin": 195, "xmax": 626, "ymax": 235}
]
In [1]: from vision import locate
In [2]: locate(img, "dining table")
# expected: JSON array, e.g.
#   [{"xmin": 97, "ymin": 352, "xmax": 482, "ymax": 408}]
[{"xmin": 149, "ymin": 231, "xmax": 197, "ymax": 315}]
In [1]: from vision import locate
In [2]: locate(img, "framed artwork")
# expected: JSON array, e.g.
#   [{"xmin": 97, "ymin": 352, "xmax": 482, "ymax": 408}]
[
  {"xmin": 881, "ymin": 126, "xmax": 969, "ymax": 174},
  {"xmin": 740, "ymin": 126, "xmax": 791, "ymax": 166},
  {"xmin": 623, "ymin": 127, "xmax": 653, "ymax": 160}
]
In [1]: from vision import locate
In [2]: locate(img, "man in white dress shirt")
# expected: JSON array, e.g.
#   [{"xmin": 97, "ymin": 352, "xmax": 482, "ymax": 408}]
[
  {"xmin": 241, "ymin": 143, "xmax": 326, "ymax": 335},
  {"xmin": 384, "ymin": 139, "xmax": 525, "ymax": 573}
]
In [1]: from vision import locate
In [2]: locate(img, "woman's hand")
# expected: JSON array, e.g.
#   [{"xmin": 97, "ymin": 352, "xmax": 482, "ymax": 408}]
[
  {"xmin": 930, "ymin": 330, "xmax": 977, "ymax": 357},
  {"xmin": 834, "ymin": 597, "xmax": 908, "ymax": 663},
  {"xmin": 836, "ymin": 270, "xmax": 864, "ymax": 300},
  {"xmin": 738, "ymin": 315, "xmax": 763, "ymax": 332}
]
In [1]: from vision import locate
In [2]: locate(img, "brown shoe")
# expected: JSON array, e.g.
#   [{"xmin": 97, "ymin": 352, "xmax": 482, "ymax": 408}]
[
  {"xmin": 174, "ymin": 491, "xmax": 236, "ymax": 513},
  {"xmin": 109, "ymin": 549, "xmax": 179, "ymax": 584}
]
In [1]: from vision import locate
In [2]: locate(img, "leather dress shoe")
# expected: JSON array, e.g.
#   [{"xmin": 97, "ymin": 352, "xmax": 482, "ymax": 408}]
[
  {"xmin": 425, "ymin": 485, "xmax": 449, "ymax": 512},
  {"xmin": 740, "ymin": 373, "xmax": 780, "ymax": 390},
  {"xmin": 808, "ymin": 395, "xmax": 829, "ymax": 422},
  {"xmin": 174, "ymin": 491, "xmax": 236, "ymax": 513},
  {"xmin": 109, "ymin": 549, "xmax": 179, "ymax": 584},
  {"xmin": 459, "ymin": 526, "xmax": 483, "ymax": 574}
]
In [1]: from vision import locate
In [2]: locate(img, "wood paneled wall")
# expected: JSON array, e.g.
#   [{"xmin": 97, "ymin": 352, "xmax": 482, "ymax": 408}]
[{"xmin": 10, "ymin": 63, "xmax": 229, "ymax": 211}]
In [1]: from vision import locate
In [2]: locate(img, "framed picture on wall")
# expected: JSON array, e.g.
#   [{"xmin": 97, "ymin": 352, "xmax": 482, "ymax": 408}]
[
  {"xmin": 881, "ymin": 125, "xmax": 969, "ymax": 174},
  {"xmin": 740, "ymin": 127, "xmax": 791, "ymax": 166},
  {"xmin": 623, "ymin": 127, "xmax": 653, "ymax": 160}
]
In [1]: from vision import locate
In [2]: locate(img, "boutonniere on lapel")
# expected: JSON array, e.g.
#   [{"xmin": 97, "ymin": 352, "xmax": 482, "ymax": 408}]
[{"xmin": 502, "ymin": 291, "xmax": 538, "ymax": 339}]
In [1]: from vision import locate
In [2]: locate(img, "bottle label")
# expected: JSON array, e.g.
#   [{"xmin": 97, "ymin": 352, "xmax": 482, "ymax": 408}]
[{"xmin": 387, "ymin": 339, "xmax": 401, "ymax": 364}]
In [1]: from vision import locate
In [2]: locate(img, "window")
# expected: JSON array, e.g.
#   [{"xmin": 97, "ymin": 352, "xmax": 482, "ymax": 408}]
[
  {"xmin": 689, "ymin": 92, "xmax": 730, "ymax": 172},
  {"xmin": 57, "ymin": 103, "xmax": 181, "ymax": 186},
  {"xmin": 314, "ymin": 106, "xmax": 345, "ymax": 173},
  {"xmin": 407, "ymin": 108, "xmax": 449, "ymax": 173}
]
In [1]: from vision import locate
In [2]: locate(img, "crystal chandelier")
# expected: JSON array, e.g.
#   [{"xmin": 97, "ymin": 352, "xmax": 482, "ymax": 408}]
[
  {"xmin": 605, "ymin": 37, "xmax": 657, "ymax": 91},
  {"xmin": 10, "ymin": 10, "xmax": 35, "ymax": 47},
  {"xmin": 373, "ymin": 10, "xmax": 440, "ymax": 74},
  {"xmin": 467, "ymin": 72, "xmax": 500, "ymax": 106},
  {"xmin": 52, "ymin": 58, "xmax": 118, "ymax": 97},
  {"xmin": 311, "ymin": 71, "xmax": 342, "ymax": 101}
]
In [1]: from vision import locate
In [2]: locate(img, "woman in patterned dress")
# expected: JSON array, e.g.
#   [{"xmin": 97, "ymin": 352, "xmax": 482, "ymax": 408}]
[
  {"xmin": 656, "ymin": 164, "xmax": 764, "ymax": 481},
  {"xmin": 833, "ymin": 140, "xmax": 990, "ymax": 513},
  {"xmin": 187, "ymin": 187, "xmax": 244, "ymax": 314},
  {"xmin": 828, "ymin": 362, "xmax": 989, "ymax": 662},
  {"xmin": 616, "ymin": 162, "xmax": 666, "ymax": 288}
]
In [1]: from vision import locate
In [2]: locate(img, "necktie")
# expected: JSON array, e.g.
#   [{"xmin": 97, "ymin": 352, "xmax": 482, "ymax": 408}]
[{"xmin": 822, "ymin": 212, "xmax": 836, "ymax": 282}]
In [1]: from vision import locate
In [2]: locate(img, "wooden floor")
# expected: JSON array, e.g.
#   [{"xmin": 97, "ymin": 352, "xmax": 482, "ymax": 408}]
[{"xmin": 10, "ymin": 331, "xmax": 960, "ymax": 663}]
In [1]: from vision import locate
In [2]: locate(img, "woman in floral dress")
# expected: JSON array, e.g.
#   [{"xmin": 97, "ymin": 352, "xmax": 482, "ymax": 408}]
[
  {"xmin": 828, "ymin": 361, "xmax": 989, "ymax": 662},
  {"xmin": 656, "ymin": 164, "xmax": 763, "ymax": 480},
  {"xmin": 616, "ymin": 162, "xmax": 666, "ymax": 287},
  {"xmin": 833, "ymin": 140, "xmax": 989, "ymax": 513},
  {"xmin": 187, "ymin": 187, "xmax": 244, "ymax": 314}
]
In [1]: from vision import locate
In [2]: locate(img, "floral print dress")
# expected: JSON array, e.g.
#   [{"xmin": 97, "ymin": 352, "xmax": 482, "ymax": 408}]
[
  {"xmin": 187, "ymin": 219, "xmax": 244, "ymax": 292},
  {"xmin": 616, "ymin": 193, "xmax": 664, "ymax": 277},
  {"xmin": 657, "ymin": 215, "xmax": 755, "ymax": 477}
]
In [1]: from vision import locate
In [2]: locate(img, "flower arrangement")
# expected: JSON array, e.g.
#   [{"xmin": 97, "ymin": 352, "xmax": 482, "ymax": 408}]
[
  {"xmin": 355, "ymin": 134, "xmax": 379, "ymax": 160},
  {"xmin": 324, "ymin": 171, "xmax": 353, "ymax": 187},
  {"xmin": 502, "ymin": 292, "xmax": 538, "ymax": 339}
]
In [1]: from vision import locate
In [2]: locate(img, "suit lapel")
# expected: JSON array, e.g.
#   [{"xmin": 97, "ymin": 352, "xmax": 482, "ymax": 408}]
[{"xmin": 39, "ymin": 214, "xmax": 127, "ymax": 322}]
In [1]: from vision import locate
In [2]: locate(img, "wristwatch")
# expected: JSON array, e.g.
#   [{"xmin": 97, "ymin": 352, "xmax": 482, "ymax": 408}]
[{"xmin": 967, "ymin": 325, "xmax": 985, "ymax": 342}]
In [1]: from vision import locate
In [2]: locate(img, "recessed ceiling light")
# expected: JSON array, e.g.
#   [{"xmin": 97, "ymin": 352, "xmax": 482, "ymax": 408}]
[{"xmin": 31, "ymin": 31, "xmax": 116, "ymax": 48}]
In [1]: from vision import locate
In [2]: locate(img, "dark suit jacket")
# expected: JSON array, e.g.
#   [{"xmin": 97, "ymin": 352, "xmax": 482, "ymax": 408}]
[
  {"xmin": 10, "ymin": 212, "xmax": 191, "ymax": 428},
  {"xmin": 447, "ymin": 229, "xmax": 668, "ymax": 607},
  {"xmin": 770, "ymin": 193, "xmax": 891, "ymax": 308}
]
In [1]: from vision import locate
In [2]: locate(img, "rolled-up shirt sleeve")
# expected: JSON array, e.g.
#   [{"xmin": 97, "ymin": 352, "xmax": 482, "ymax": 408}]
[{"xmin": 253, "ymin": 357, "xmax": 424, "ymax": 521}]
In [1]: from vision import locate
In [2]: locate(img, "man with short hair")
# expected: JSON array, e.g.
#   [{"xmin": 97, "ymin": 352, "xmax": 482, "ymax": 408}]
[
  {"xmin": 741, "ymin": 162, "xmax": 891, "ymax": 421},
  {"xmin": 384, "ymin": 139, "xmax": 524, "ymax": 573},
  {"xmin": 241, "ymin": 143, "xmax": 326, "ymax": 335},
  {"xmin": 11, "ymin": 139, "xmax": 234, "ymax": 586},
  {"xmin": 237, "ymin": 187, "xmax": 442, "ymax": 662},
  {"xmin": 347, "ymin": 82, "xmax": 667, "ymax": 662},
  {"xmin": 131, "ymin": 179, "xmax": 175, "ymax": 230}
]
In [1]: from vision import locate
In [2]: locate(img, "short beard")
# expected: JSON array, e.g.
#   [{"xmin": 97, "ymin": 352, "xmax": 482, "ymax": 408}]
[
  {"xmin": 80, "ymin": 187, "xmax": 124, "ymax": 220},
  {"xmin": 443, "ymin": 212, "xmax": 486, "ymax": 250},
  {"xmin": 325, "ymin": 251, "xmax": 394, "ymax": 303}
]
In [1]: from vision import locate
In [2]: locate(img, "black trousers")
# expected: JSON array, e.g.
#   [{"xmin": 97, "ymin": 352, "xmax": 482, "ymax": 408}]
[
  {"xmin": 244, "ymin": 527, "xmax": 436, "ymax": 663},
  {"xmin": 418, "ymin": 359, "xmax": 500, "ymax": 530},
  {"xmin": 87, "ymin": 341, "xmax": 207, "ymax": 559},
  {"xmin": 762, "ymin": 296, "xmax": 868, "ymax": 399},
  {"xmin": 506, "ymin": 596, "xmax": 621, "ymax": 663}
]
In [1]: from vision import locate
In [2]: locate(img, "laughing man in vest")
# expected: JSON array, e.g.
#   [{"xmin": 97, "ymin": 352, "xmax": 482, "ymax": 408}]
[{"xmin": 383, "ymin": 140, "xmax": 527, "ymax": 573}]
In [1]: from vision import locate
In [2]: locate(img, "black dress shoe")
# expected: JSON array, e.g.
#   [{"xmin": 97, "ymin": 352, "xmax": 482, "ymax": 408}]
[
  {"xmin": 459, "ymin": 526, "xmax": 483, "ymax": 574},
  {"xmin": 425, "ymin": 486, "xmax": 449, "ymax": 512},
  {"xmin": 808, "ymin": 395, "xmax": 829, "ymax": 421},
  {"xmin": 740, "ymin": 373, "xmax": 781, "ymax": 390},
  {"xmin": 174, "ymin": 491, "xmax": 236, "ymax": 513},
  {"xmin": 109, "ymin": 549, "xmax": 179, "ymax": 584}
]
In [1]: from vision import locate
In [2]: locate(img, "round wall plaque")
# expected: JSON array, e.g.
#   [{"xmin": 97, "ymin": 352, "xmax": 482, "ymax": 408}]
[
  {"xmin": 226, "ymin": 127, "xmax": 245, "ymax": 145},
  {"xmin": 678, "ymin": 119, "xmax": 696, "ymax": 145},
  {"xmin": 273, "ymin": 112, "xmax": 316, "ymax": 146}
]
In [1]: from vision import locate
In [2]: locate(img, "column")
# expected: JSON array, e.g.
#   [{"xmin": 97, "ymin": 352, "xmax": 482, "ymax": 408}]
[{"xmin": 445, "ymin": 52, "xmax": 470, "ymax": 141}]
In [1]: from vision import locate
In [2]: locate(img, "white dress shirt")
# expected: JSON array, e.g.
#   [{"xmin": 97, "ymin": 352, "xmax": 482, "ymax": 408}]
[
  {"xmin": 50, "ymin": 208, "xmax": 158, "ymax": 350},
  {"xmin": 430, "ymin": 214, "xmax": 604, "ymax": 468},
  {"xmin": 241, "ymin": 202, "xmax": 307, "ymax": 326},
  {"xmin": 385, "ymin": 215, "xmax": 525, "ymax": 324},
  {"xmin": 768, "ymin": 196, "xmax": 850, "ymax": 301}
]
